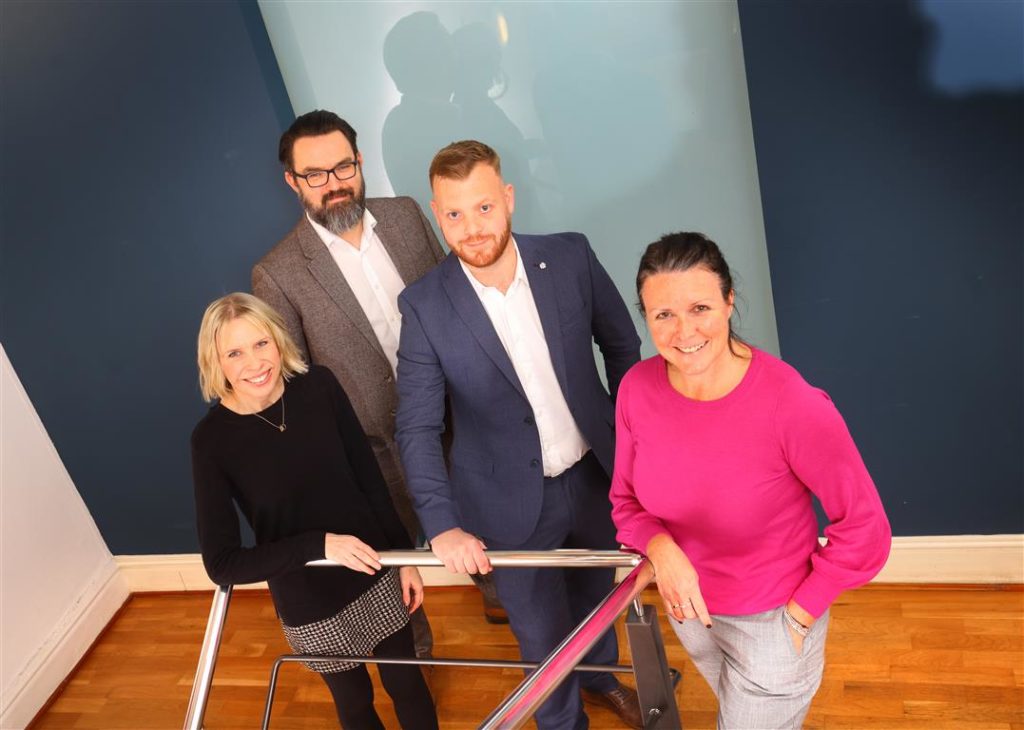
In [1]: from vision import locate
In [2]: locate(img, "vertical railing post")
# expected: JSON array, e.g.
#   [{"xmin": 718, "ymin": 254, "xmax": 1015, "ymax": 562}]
[
  {"xmin": 626, "ymin": 602, "xmax": 682, "ymax": 728},
  {"xmin": 183, "ymin": 584, "xmax": 233, "ymax": 730}
]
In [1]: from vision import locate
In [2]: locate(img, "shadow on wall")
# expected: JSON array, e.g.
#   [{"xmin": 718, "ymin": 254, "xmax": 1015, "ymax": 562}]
[
  {"xmin": 380, "ymin": 11, "xmax": 548, "ymax": 233},
  {"xmin": 379, "ymin": 9, "xmax": 683, "ymax": 239}
]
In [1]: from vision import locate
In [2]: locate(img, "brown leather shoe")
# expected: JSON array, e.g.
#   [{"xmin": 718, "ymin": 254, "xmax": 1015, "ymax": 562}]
[
  {"xmin": 480, "ymin": 580, "xmax": 510, "ymax": 624},
  {"xmin": 483, "ymin": 599, "xmax": 510, "ymax": 624},
  {"xmin": 581, "ymin": 683, "xmax": 642, "ymax": 729}
]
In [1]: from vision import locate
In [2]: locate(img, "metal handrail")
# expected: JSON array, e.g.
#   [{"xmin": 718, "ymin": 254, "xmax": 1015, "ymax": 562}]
[
  {"xmin": 480, "ymin": 561, "xmax": 655, "ymax": 729},
  {"xmin": 307, "ymin": 548, "xmax": 643, "ymax": 569},
  {"xmin": 182, "ymin": 549, "xmax": 643, "ymax": 730},
  {"xmin": 183, "ymin": 584, "xmax": 232, "ymax": 730}
]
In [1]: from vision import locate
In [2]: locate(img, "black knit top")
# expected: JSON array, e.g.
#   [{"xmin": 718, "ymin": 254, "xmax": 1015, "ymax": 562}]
[{"xmin": 191, "ymin": 366, "xmax": 412, "ymax": 626}]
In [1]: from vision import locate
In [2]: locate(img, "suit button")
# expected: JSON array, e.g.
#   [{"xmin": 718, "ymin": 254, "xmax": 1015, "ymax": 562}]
[
  {"xmin": 390, "ymin": 409, "xmax": 397, "ymax": 417},
  {"xmin": 384, "ymin": 375, "xmax": 393, "ymax": 384},
  {"xmin": 530, "ymin": 459, "xmax": 539, "ymax": 468},
  {"xmin": 524, "ymin": 416, "xmax": 535, "ymax": 426}
]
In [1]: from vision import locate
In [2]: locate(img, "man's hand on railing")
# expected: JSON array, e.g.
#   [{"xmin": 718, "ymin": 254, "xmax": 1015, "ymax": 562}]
[
  {"xmin": 324, "ymin": 534, "xmax": 383, "ymax": 575},
  {"xmin": 429, "ymin": 528, "xmax": 492, "ymax": 575}
]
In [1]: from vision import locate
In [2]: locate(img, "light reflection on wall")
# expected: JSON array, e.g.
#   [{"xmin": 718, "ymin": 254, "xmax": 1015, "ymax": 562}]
[
  {"xmin": 917, "ymin": 0, "xmax": 1024, "ymax": 96},
  {"xmin": 258, "ymin": 1, "xmax": 779, "ymax": 356}
]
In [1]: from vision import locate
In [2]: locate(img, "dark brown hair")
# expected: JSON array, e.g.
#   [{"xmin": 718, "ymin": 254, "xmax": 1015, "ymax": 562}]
[
  {"xmin": 278, "ymin": 110, "xmax": 358, "ymax": 170},
  {"xmin": 637, "ymin": 232, "xmax": 746, "ymax": 353}
]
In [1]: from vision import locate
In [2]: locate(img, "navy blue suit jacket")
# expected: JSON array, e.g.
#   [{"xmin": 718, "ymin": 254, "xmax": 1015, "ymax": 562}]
[{"xmin": 395, "ymin": 232, "xmax": 641, "ymax": 545}]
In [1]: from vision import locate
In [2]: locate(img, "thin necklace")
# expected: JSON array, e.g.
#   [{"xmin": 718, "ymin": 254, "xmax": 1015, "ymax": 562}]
[{"xmin": 251, "ymin": 394, "xmax": 286, "ymax": 432}]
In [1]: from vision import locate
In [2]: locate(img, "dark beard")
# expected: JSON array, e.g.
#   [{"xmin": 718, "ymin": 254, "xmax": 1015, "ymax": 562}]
[{"xmin": 305, "ymin": 185, "xmax": 366, "ymax": 236}]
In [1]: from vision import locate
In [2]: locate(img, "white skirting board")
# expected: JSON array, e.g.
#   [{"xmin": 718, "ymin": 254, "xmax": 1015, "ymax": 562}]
[
  {"xmin": 115, "ymin": 534, "xmax": 1024, "ymax": 594},
  {"xmin": 0, "ymin": 560, "xmax": 129, "ymax": 730},
  {"xmin": 115, "ymin": 554, "xmax": 473, "ymax": 592}
]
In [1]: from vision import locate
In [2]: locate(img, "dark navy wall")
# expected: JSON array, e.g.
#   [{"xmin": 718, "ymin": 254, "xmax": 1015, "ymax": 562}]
[
  {"xmin": 1, "ymin": 0, "xmax": 296, "ymax": 552},
  {"xmin": 738, "ymin": 0, "xmax": 1023, "ymax": 534},
  {"xmin": 2, "ymin": 1, "xmax": 1020, "ymax": 555}
]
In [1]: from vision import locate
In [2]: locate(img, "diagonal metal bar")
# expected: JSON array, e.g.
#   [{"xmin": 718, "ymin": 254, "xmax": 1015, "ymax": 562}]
[
  {"xmin": 479, "ymin": 560, "xmax": 655, "ymax": 729},
  {"xmin": 260, "ymin": 655, "xmax": 636, "ymax": 730},
  {"xmin": 183, "ymin": 550, "xmax": 642, "ymax": 730}
]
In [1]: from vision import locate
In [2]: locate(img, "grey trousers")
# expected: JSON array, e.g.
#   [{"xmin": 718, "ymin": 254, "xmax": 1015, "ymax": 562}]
[{"xmin": 670, "ymin": 606, "xmax": 830, "ymax": 729}]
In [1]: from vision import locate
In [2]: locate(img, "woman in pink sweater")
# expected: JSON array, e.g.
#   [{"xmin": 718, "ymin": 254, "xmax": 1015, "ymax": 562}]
[{"xmin": 610, "ymin": 232, "xmax": 891, "ymax": 728}]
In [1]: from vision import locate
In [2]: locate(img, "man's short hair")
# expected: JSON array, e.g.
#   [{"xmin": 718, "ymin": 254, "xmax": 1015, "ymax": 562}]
[
  {"xmin": 278, "ymin": 110, "xmax": 358, "ymax": 170},
  {"xmin": 429, "ymin": 140, "xmax": 502, "ymax": 186}
]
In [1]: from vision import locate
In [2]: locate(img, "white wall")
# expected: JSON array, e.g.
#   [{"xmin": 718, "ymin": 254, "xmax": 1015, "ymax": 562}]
[{"xmin": 0, "ymin": 345, "xmax": 128, "ymax": 729}]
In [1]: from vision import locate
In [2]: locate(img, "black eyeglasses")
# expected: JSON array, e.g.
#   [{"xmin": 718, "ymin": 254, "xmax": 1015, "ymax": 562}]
[{"xmin": 291, "ymin": 160, "xmax": 359, "ymax": 188}]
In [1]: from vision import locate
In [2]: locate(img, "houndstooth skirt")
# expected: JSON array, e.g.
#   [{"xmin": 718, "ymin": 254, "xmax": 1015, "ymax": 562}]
[{"xmin": 280, "ymin": 568, "xmax": 410, "ymax": 673}]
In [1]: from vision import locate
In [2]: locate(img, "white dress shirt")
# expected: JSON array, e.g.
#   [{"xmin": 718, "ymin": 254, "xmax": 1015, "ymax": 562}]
[
  {"xmin": 307, "ymin": 210, "xmax": 405, "ymax": 373},
  {"xmin": 461, "ymin": 240, "xmax": 589, "ymax": 477}
]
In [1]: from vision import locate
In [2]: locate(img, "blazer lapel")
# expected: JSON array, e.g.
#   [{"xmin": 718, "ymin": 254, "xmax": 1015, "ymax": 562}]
[
  {"xmin": 370, "ymin": 201, "xmax": 417, "ymax": 285},
  {"xmin": 519, "ymin": 236, "xmax": 569, "ymax": 395},
  {"xmin": 296, "ymin": 220, "xmax": 387, "ymax": 361},
  {"xmin": 440, "ymin": 257, "xmax": 527, "ymax": 399}
]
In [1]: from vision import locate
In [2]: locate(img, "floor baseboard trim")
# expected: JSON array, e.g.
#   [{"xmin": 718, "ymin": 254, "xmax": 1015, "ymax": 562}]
[
  {"xmin": 0, "ymin": 560, "xmax": 129, "ymax": 729},
  {"xmin": 872, "ymin": 533, "xmax": 1023, "ymax": 583},
  {"xmin": 117, "ymin": 534, "xmax": 1023, "ymax": 593},
  {"xmin": 115, "ymin": 554, "xmax": 471, "ymax": 593}
]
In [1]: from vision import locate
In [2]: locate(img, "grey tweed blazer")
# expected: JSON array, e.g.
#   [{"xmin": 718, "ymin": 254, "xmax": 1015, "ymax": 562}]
[{"xmin": 252, "ymin": 196, "xmax": 445, "ymax": 537}]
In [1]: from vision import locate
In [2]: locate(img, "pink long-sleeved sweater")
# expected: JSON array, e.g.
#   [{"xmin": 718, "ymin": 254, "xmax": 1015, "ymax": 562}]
[{"xmin": 609, "ymin": 348, "xmax": 891, "ymax": 618}]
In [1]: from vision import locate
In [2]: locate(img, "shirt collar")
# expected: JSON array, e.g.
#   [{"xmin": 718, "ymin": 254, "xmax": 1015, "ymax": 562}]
[
  {"xmin": 460, "ymin": 237, "xmax": 527, "ymax": 296},
  {"xmin": 306, "ymin": 207, "xmax": 378, "ymax": 253}
]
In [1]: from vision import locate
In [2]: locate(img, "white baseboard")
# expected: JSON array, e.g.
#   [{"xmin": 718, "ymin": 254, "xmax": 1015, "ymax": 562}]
[
  {"xmin": 0, "ymin": 560, "xmax": 129, "ymax": 730},
  {"xmin": 115, "ymin": 554, "xmax": 471, "ymax": 593},
  {"xmin": 872, "ymin": 534, "xmax": 1023, "ymax": 583},
  {"xmin": 117, "ymin": 534, "xmax": 1024, "ymax": 593}
]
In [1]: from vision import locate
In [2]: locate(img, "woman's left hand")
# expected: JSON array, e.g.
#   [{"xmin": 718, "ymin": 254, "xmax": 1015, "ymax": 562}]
[
  {"xmin": 785, "ymin": 599, "xmax": 814, "ymax": 655},
  {"xmin": 400, "ymin": 566, "xmax": 424, "ymax": 613}
]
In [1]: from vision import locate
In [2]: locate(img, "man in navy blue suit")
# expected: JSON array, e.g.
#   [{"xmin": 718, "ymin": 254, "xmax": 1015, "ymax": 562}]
[{"xmin": 395, "ymin": 141, "xmax": 642, "ymax": 729}]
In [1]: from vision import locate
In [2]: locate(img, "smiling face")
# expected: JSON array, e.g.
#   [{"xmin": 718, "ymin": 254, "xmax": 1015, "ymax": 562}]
[
  {"xmin": 641, "ymin": 267, "xmax": 735, "ymax": 386},
  {"xmin": 430, "ymin": 162, "xmax": 515, "ymax": 271},
  {"xmin": 216, "ymin": 316, "xmax": 284, "ymax": 412}
]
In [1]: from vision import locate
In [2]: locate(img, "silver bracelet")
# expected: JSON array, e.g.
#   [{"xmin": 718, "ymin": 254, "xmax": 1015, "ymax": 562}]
[{"xmin": 783, "ymin": 608, "xmax": 810, "ymax": 637}]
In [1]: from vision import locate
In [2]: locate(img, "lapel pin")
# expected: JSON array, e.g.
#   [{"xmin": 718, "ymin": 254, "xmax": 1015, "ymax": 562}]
[{"xmin": 539, "ymin": 262, "xmax": 547, "ymax": 269}]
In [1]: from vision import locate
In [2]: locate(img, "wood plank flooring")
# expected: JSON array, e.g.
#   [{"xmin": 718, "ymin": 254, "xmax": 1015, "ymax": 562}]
[{"xmin": 29, "ymin": 584, "xmax": 1023, "ymax": 729}]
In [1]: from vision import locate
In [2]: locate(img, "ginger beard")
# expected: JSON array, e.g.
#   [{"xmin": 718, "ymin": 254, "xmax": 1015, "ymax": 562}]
[{"xmin": 451, "ymin": 214, "xmax": 512, "ymax": 269}]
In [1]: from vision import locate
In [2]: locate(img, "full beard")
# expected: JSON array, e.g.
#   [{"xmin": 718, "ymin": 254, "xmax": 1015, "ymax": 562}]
[
  {"xmin": 304, "ymin": 185, "xmax": 366, "ymax": 236},
  {"xmin": 454, "ymin": 218, "xmax": 512, "ymax": 269}
]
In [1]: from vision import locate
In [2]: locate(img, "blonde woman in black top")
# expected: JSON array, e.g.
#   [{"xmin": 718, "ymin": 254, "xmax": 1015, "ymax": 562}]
[{"xmin": 191, "ymin": 292, "xmax": 437, "ymax": 729}]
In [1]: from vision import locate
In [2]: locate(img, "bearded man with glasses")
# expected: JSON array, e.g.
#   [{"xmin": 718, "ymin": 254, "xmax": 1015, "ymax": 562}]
[{"xmin": 252, "ymin": 111, "xmax": 509, "ymax": 667}]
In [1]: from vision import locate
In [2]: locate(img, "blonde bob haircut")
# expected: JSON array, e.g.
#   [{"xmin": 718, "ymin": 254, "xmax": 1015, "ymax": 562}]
[{"xmin": 196, "ymin": 292, "xmax": 308, "ymax": 403}]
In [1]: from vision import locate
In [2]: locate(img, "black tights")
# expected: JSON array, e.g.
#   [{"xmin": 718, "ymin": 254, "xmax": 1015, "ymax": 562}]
[{"xmin": 320, "ymin": 623, "xmax": 438, "ymax": 730}]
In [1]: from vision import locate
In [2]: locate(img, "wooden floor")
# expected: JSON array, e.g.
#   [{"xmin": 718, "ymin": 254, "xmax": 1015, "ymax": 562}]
[{"xmin": 29, "ymin": 584, "xmax": 1024, "ymax": 729}]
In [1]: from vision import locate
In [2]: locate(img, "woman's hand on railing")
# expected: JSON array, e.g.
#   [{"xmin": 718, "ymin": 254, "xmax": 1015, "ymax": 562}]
[
  {"xmin": 400, "ymin": 566, "xmax": 424, "ymax": 612},
  {"xmin": 646, "ymin": 534, "xmax": 712, "ymax": 627},
  {"xmin": 429, "ymin": 528, "xmax": 492, "ymax": 574},
  {"xmin": 324, "ymin": 534, "xmax": 382, "ymax": 575}
]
